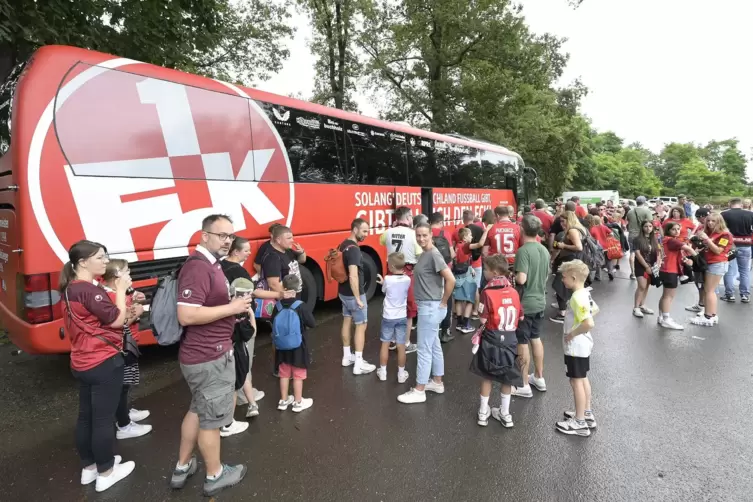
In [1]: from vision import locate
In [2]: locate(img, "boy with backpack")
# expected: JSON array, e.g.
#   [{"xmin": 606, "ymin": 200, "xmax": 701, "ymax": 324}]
[{"xmin": 273, "ymin": 274, "xmax": 317, "ymax": 413}]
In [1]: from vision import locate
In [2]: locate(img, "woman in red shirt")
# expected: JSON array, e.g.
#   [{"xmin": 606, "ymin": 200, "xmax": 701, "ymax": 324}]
[
  {"xmin": 668, "ymin": 205, "xmax": 694, "ymax": 242},
  {"xmin": 658, "ymin": 222, "xmax": 697, "ymax": 330},
  {"xmin": 588, "ymin": 215, "xmax": 616, "ymax": 280},
  {"xmin": 690, "ymin": 212, "xmax": 733, "ymax": 327},
  {"xmin": 60, "ymin": 240, "xmax": 135, "ymax": 492}
]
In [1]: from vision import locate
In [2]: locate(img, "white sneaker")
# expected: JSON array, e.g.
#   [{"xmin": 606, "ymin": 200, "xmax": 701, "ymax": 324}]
[
  {"xmin": 659, "ymin": 317, "xmax": 684, "ymax": 330},
  {"xmin": 81, "ymin": 456, "xmax": 121, "ymax": 485},
  {"xmin": 397, "ymin": 388, "xmax": 426, "ymax": 404},
  {"xmin": 116, "ymin": 421, "xmax": 152, "ymax": 440},
  {"xmin": 690, "ymin": 315, "xmax": 717, "ymax": 327},
  {"xmin": 219, "ymin": 419, "xmax": 249, "ymax": 438},
  {"xmin": 632, "ymin": 307, "xmax": 644, "ymax": 318},
  {"xmin": 512, "ymin": 385, "xmax": 533, "ymax": 398},
  {"xmin": 639, "ymin": 306, "xmax": 655, "ymax": 315},
  {"xmin": 529, "ymin": 374, "xmax": 547, "ymax": 392},
  {"xmin": 397, "ymin": 370, "xmax": 410, "ymax": 384},
  {"xmin": 424, "ymin": 379, "xmax": 445, "ymax": 394},
  {"xmin": 95, "ymin": 460, "xmax": 135, "ymax": 492},
  {"xmin": 477, "ymin": 407, "xmax": 491, "ymax": 426},
  {"xmin": 405, "ymin": 343, "xmax": 418, "ymax": 354},
  {"xmin": 550, "ymin": 302, "xmax": 559, "ymax": 309},
  {"xmin": 491, "ymin": 407, "xmax": 513, "ymax": 428},
  {"xmin": 376, "ymin": 367, "xmax": 387, "ymax": 381},
  {"xmin": 353, "ymin": 359, "xmax": 376, "ymax": 375},
  {"xmin": 253, "ymin": 388, "xmax": 265, "ymax": 402},
  {"xmin": 685, "ymin": 304, "xmax": 704, "ymax": 313},
  {"xmin": 277, "ymin": 395, "xmax": 295, "ymax": 411},
  {"xmin": 341, "ymin": 354, "xmax": 356, "ymax": 367},
  {"xmin": 128, "ymin": 408, "xmax": 150, "ymax": 422},
  {"xmin": 292, "ymin": 398, "xmax": 313, "ymax": 413}
]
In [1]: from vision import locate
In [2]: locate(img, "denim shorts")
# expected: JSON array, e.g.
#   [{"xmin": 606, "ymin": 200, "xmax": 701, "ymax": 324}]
[
  {"xmin": 707, "ymin": 261, "xmax": 729, "ymax": 276},
  {"xmin": 473, "ymin": 266, "xmax": 482, "ymax": 288},
  {"xmin": 339, "ymin": 294, "xmax": 368, "ymax": 324},
  {"xmin": 380, "ymin": 317, "xmax": 408, "ymax": 344}
]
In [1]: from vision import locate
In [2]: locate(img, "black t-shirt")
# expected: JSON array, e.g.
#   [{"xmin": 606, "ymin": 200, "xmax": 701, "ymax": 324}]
[
  {"xmin": 261, "ymin": 246, "xmax": 302, "ymax": 292},
  {"xmin": 220, "ymin": 261, "xmax": 256, "ymax": 344},
  {"xmin": 550, "ymin": 217, "xmax": 564, "ymax": 236},
  {"xmin": 722, "ymin": 208, "xmax": 753, "ymax": 246},
  {"xmin": 338, "ymin": 239, "xmax": 364, "ymax": 297},
  {"xmin": 254, "ymin": 240, "xmax": 273, "ymax": 266}
]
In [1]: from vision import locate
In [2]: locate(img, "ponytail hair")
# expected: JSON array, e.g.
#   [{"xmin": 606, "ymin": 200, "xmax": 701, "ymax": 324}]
[{"xmin": 58, "ymin": 240, "xmax": 107, "ymax": 293}]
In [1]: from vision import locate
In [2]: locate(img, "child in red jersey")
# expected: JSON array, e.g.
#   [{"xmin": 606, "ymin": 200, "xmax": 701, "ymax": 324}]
[
  {"xmin": 469, "ymin": 254, "xmax": 524, "ymax": 429},
  {"xmin": 102, "ymin": 260, "xmax": 153, "ymax": 440},
  {"xmin": 658, "ymin": 222, "xmax": 697, "ymax": 330}
]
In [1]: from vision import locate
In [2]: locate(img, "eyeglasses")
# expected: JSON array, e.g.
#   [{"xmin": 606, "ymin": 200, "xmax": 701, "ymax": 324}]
[{"xmin": 205, "ymin": 231, "xmax": 236, "ymax": 241}]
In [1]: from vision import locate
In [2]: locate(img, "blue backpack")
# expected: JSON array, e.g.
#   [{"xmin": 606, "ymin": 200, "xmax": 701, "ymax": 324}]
[{"xmin": 272, "ymin": 300, "xmax": 304, "ymax": 350}]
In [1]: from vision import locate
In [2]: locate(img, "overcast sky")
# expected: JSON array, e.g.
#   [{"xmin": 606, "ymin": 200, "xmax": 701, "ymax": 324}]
[{"xmin": 256, "ymin": 0, "xmax": 752, "ymax": 175}]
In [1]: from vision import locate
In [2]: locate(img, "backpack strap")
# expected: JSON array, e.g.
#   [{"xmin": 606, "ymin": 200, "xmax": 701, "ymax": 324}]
[
  {"xmin": 290, "ymin": 300, "xmax": 304, "ymax": 310},
  {"xmin": 275, "ymin": 301, "xmax": 284, "ymax": 312}
]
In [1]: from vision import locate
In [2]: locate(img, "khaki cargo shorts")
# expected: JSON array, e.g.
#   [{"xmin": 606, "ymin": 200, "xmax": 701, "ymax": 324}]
[{"xmin": 180, "ymin": 350, "xmax": 235, "ymax": 430}]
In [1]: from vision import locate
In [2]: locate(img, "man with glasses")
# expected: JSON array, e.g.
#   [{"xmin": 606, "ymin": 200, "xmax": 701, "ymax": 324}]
[{"xmin": 170, "ymin": 214, "xmax": 254, "ymax": 497}]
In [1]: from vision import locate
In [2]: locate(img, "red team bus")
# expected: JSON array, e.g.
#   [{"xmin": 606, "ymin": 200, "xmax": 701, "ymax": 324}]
[{"xmin": 0, "ymin": 45, "xmax": 526, "ymax": 354}]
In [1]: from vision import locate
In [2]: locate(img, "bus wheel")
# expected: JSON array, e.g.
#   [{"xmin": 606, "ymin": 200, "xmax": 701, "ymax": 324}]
[
  {"xmin": 362, "ymin": 253, "xmax": 378, "ymax": 302},
  {"xmin": 299, "ymin": 266, "xmax": 318, "ymax": 313}
]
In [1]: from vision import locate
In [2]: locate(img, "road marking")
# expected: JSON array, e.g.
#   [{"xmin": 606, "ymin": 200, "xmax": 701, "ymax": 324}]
[{"xmin": 691, "ymin": 336, "xmax": 705, "ymax": 340}]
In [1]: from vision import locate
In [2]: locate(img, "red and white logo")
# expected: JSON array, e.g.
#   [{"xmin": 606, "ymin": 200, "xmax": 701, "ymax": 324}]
[{"xmin": 29, "ymin": 58, "xmax": 294, "ymax": 264}]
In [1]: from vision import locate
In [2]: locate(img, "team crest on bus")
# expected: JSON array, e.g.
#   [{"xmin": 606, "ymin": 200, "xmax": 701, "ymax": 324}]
[{"xmin": 28, "ymin": 58, "xmax": 295, "ymax": 264}]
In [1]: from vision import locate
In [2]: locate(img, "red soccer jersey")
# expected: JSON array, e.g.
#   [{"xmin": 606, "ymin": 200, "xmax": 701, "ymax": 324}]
[
  {"xmin": 705, "ymin": 231, "xmax": 733, "ymax": 264},
  {"xmin": 485, "ymin": 221, "xmax": 522, "ymax": 263},
  {"xmin": 481, "ymin": 280, "xmax": 523, "ymax": 332},
  {"xmin": 661, "ymin": 237, "xmax": 684, "ymax": 274},
  {"xmin": 575, "ymin": 205, "xmax": 588, "ymax": 219},
  {"xmin": 670, "ymin": 218, "xmax": 694, "ymax": 242}
]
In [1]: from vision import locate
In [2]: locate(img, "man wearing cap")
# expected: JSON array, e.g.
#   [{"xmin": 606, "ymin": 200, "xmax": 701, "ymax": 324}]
[{"xmin": 626, "ymin": 196, "xmax": 653, "ymax": 280}]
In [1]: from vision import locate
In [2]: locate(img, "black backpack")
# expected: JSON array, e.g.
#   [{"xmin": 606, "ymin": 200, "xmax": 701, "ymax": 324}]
[{"xmin": 433, "ymin": 230, "xmax": 452, "ymax": 264}]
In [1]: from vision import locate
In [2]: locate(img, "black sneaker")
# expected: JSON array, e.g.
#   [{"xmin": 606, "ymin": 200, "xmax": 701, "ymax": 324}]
[
  {"xmin": 549, "ymin": 314, "xmax": 565, "ymax": 324},
  {"xmin": 607, "ymin": 271, "xmax": 614, "ymax": 281},
  {"xmin": 742, "ymin": 295, "xmax": 750, "ymax": 304},
  {"xmin": 629, "ymin": 273, "xmax": 636, "ymax": 280},
  {"xmin": 720, "ymin": 294, "xmax": 736, "ymax": 303},
  {"xmin": 388, "ymin": 341, "xmax": 397, "ymax": 351}
]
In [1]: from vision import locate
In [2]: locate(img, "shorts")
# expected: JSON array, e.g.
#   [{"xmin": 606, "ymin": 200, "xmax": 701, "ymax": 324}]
[
  {"xmin": 634, "ymin": 261, "xmax": 649, "ymax": 279},
  {"xmin": 340, "ymin": 294, "xmax": 368, "ymax": 325},
  {"xmin": 453, "ymin": 271, "xmax": 477, "ymax": 302},
  {"xmin": 473, "ymin": 266, "xmax": 482, "ymax": 288},
  {"xmin": 278, "ymin": 362, "xmax": 307, "ymax": 380},
  {"xmin": 659, "ymin": 272, "xmax": 678, "ymax": 289},
  {"xmin": 380, "ymin": 317, "xmax": 408, "ymax": 344},
  {"xmin": 706, "ymin": 261, "xmax": 729, "ymax": 276},
  {"xmin": 516, "ymin": 312, "xmax": 543, "ymax": 344},
  {"xmin": 181, "ymin": 351, "xmax": 235, "ymax": 430},
  {"xmin": 629, "ymin": 236, "xmax": 640, "ymax": 253},
  {"xmin": 564, "ymin": 355, "xmax": 589, "ymax": 379}
]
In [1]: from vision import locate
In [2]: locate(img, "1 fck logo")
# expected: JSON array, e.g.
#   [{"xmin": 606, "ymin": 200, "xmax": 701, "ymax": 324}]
[{"xmin": 33, "ymin": 61, "xmax": 293, "ymax": 264}]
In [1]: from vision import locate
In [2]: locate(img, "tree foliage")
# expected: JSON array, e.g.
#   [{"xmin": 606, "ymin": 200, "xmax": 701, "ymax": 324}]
[
  {"xmin": 0, "ymin": 0, "xmax": 293, "ymax": 84},
  {"xmin": 299, "ymin": 0, "xmax": 365, "ymax": 110}
]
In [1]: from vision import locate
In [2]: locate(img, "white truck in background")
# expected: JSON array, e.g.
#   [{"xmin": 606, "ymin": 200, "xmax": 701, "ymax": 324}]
[{"xmin": 563, "ymin": 190, "xmax": 620, "ymax": 206}]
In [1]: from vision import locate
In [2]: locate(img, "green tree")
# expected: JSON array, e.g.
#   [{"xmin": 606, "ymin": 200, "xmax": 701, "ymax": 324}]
[
  {"xmin": 0, "ymin": 0, "xmax": 293, "ymax": 84},
  {"xmin": 654, "ymin": 142, "xmax": 701, "ymax": 189},
  {"xmin": 592, "ymin": 131, "xmax": 623, "ymax": 154},
  {"xmin": 702, "ymin": 139, "xmax": 747, "ymax": 184},
  {"xmin": 299, "ymin": 0, "xmax": 366, "ymax": 110},
  {"xmin": 675, "ymin": 158, "xmax": 728, "ymax": 198}
]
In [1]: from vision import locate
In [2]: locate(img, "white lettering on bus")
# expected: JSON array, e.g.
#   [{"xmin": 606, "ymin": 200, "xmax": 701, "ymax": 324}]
[{"xmin": 0, "ymin": 219, "xmax": 8, "ymax": 228}]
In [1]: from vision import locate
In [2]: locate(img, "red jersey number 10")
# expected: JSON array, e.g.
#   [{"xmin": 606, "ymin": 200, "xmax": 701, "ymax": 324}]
[{"xmin": 498, "ymin": 305, "xmax": 518, "ymax": 331}]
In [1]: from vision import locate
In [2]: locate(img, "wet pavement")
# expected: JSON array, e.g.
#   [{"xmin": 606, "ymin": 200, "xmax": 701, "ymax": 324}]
[{"xmin": 2, "ymin": 263, "xmax": 752, "ymax": 501}]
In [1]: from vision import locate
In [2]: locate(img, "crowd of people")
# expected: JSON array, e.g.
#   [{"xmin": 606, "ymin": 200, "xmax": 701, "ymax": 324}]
[{"xmin": 58, "ymin": 191, "xmax": 752, "ymax": 496}]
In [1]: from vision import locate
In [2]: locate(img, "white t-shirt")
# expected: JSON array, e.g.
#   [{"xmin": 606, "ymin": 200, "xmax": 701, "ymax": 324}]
[
  {"xmin": 563, "ymin": 287, "xmax": 599, "ymax": 358},
  {"xmin": 381, "ymin": 274, "xmax": 411, "ymax": 320},
  {"xmin": 380, "ymin": 226, "xmax": 422, "ymax": 265}
]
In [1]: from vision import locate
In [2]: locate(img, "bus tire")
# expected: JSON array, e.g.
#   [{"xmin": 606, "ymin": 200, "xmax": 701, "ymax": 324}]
[
  {"xmin": 299, "ymin": 265, "xmax": 318, "ymax": 313},
  {"xmin": 362, "ymin": 253, "xmax": 378, "ymax": 302}
]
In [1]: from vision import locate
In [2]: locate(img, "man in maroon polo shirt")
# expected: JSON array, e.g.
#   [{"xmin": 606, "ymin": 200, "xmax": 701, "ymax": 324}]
[{"xmin": 169, "ymin": 214, "xmax": 253, "ymax": 497}]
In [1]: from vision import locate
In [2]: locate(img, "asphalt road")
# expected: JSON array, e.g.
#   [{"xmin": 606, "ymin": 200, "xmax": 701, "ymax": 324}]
[{"xmin": 1, "ymin": 263, "xmax": 752, "ymax": 501}]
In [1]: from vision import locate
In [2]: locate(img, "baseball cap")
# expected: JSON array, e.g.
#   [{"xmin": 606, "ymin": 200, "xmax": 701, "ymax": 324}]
[
  {"xmin": 636, "ymin": 196, "xmax": 647, "ymax": 204},
  {"xmin": 695, "ymin": 207, "xmax": 710, "ymax": 219}
]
